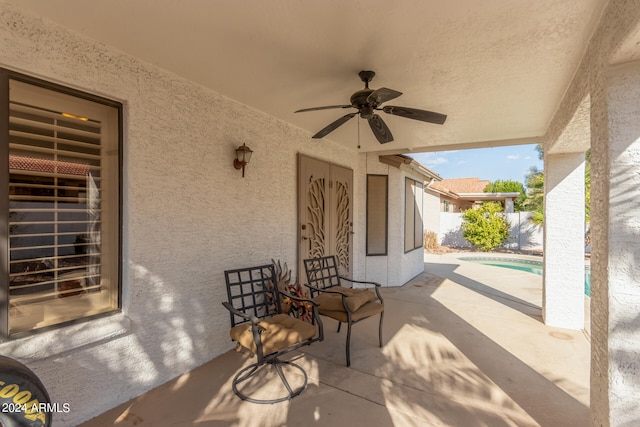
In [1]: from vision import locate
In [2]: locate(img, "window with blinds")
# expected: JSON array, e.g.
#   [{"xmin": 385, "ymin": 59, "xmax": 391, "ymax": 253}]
[{"xmin": 4, "ymin": 74, "xmax": 121, "ymax": 336}]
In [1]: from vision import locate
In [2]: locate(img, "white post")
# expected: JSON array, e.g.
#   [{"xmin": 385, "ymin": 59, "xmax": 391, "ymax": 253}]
[
  {"xmin": 591, "ymin": 62, "xmax": 640, "ymax": 426},
  {"xmin": 504, "ymin": 197, "xmax": 514, "ymax": 213},
  {"xmin": 542, "ymin": 152, "xmax": 585, "ymax": 329}
]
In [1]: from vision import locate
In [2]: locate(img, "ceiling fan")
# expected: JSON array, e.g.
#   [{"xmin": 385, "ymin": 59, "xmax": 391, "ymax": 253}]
[{"xmin": 295, "ymin": 70, "xmax": 446, "ymax": 144}]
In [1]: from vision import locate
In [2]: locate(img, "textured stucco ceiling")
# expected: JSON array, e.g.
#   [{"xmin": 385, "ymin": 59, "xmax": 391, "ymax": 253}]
[{"xmin": 10, "ymin": 0, "xmax": 607, "ymax": 154}]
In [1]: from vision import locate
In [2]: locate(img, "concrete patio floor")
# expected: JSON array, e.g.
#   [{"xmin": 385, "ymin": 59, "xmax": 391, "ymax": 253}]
[{"xmin": 80, "ymin": 252, "xmax": 590, "ymax": 427}]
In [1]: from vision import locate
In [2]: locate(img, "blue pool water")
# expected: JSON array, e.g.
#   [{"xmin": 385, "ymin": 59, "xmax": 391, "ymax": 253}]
[{"xmin": 459, "ymin": 257, "xmax": 591, "ymax": 296}]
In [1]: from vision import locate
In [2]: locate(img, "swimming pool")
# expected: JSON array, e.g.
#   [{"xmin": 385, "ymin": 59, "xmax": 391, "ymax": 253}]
[{"xmin": 459, "ymin": 257, "xmax": 591, "ymax": 296}]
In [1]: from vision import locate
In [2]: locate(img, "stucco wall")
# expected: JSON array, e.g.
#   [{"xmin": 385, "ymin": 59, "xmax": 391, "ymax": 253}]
[
  {"xmin": 601, "ymin": 61, "xmax": 640, "ymax": 426},
  {"xmin": 438, "ymin": 212, "xmax": 543, "ymax": 251},
  {"xmin": 543, "ymin": 152, "xmax": 586, "ymax": 329},
  {"xmin": 0, "ymin": 4, "xmax": 360, "ymax": 425},
  {"xmin": 543, "ymin": 1, "xmax": 640, "ymax": 425},
  {"xmin": 362, "ymin": 153, "xmax": 426, "ymax": 286},
  {"xmin": 422, "ymin": 190, "xmax": 441, "ymax": 236},
  {"xmin": 391, "ymin": 166, "xmax": 427, "ymax": 286}
]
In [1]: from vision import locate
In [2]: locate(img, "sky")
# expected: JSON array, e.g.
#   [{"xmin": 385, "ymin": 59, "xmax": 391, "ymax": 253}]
[{"xmin": 408, "ymin": 144, "xmax": 544, "ymax": 186}]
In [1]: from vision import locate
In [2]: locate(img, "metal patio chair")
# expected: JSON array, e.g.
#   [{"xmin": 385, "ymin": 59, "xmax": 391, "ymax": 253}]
[
  {"xmin": 222, "ymin": 263, "xmax": 323, "ymax": 403},
  {"xmin": 303, "ymin": 255, "xmax": 384, "ymax": 367}
]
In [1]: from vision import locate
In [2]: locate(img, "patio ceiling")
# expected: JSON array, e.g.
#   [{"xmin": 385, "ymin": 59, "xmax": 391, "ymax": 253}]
[{"xmin": 13, "ymin": 0, "xmax": 607, "ymax": 153}]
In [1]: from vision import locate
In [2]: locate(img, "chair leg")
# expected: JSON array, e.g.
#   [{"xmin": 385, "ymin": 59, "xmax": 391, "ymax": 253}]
[
  {"xmin": 274, "ymin": 362, "xmax": 295, "ymax": 396},
  {"xmin": 345, "ymin": 321, "xmax": 352, "ymax": 367},
  {"xmin": 232, "ymin": 359, "xmax": 308, "ymax": 404},
  {"xmin": 378, "ymin": 311, "xmax": 384, "ymax": 348}
]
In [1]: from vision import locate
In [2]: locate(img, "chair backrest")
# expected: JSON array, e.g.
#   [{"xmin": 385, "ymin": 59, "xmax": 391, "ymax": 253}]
[
  {"xmin": 224, "ymin": 264, "xmax": 282, "ymax": 327},
  {"xmin": 303, "ymin": 255, "xmax": 341, "ymax": 297}
]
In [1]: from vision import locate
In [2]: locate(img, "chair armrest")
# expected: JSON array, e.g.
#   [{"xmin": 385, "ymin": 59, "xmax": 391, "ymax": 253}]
[
  {"xmin": 222, "ymin": 301, "xmax": 269, "ymax": 360},
  {"xmin": 221, "ymin": 301, "xmax": 260, "ymax": 324},
  {"xmin": 304, "ymin": 283, "xmax": 349, "ymax": 297},
  {"xmin": 339, "ymin": 276, "xmax": 381, "ymax": 287}
]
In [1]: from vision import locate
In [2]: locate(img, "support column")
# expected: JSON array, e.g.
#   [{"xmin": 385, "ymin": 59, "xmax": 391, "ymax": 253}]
[
  {"xmin": 590, "ymin": 61, "xmax": 640, "ymax": 427},
  {"xmin": 505, "ymin": 198, "xmax": 514, "ymax": 213},
  {"xmin": 542, "ymin": 152, "xmax": 585, "ymax": 329}
]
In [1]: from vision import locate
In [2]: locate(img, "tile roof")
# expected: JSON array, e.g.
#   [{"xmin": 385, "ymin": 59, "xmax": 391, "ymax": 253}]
[
  {"xmin": 430, "ymin": 177, "xmax": 489, "ymax": 194},
  {"xmin": 9, "ymin": 154, "xmax": 90, "ymax": 176}
]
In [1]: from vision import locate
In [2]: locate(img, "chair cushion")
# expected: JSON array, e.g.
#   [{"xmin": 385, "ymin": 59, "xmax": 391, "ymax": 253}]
[
  {"xmin": 229, "ymin": 314, "xmax": 317, "ymax": 356},
  {"xmin": 314, "ymin": 286, "xmax": 377, "ymax": 312},
  {"xmin": 319, "ymin": 301, "xmax": 384, "ymax": 322}
]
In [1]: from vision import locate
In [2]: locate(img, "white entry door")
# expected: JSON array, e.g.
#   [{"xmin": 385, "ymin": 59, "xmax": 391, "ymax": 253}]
[{"xmin": 298, "ymin": 154, "xmax": 353, "ymax": 281}]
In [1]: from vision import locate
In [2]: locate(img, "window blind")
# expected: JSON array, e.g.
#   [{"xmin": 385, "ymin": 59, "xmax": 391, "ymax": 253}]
[{"xmin": 9, "ymin": 101, "xmax": 103, "ymax": 304}]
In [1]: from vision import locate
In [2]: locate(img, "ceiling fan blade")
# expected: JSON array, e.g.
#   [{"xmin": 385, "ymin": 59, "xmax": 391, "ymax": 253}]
[
  {"xmin": 368, "ymin": 114, "xmax": 394, "ymax": 144},
  {"xmin": 295, "ymin": 105, "xmax": 354, "ymax": 113},
  {"xmin": 382, "ymin": 105, "xmax": 447, "ymax": 124},
  {"xmin": 312, "ymin": 112, "xmax": 358, "ymax": 139},
  {"xmin": 367, "ymin": 87, "xmax": 402, "ymax": 106}
]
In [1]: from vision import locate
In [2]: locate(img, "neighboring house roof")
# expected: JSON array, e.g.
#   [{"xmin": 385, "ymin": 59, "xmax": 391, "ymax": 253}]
[
  {"xmin": 376, "ymin": 160, "xmax": 520, "ymax": 206},
  {"xmin": 426, "ymin": 176, "xmax": 520, "ymax": 205},
  {"xmin": 430, "ymin": 177, "xmax": 490, "ymax": 194}
]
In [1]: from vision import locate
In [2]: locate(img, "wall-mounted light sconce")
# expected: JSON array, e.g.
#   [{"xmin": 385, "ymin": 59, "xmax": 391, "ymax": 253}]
[{"xmin": 233, "ymin": 143, "xmax": 253, "ymax": 177}]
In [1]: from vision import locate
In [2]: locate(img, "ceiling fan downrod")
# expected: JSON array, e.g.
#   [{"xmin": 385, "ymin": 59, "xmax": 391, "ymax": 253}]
[{"xmin": 358, "ymin": 70, "xmax": 376, "ymax": 88}]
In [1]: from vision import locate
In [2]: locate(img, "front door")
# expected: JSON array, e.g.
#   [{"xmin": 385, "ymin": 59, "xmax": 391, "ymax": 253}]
[{"xmin": 298, "ymin": 154, "xmax": 353, "ymax": 281}]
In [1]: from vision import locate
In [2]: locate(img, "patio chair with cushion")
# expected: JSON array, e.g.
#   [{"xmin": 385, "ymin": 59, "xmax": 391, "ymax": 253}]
[
  {"xmin": 222, "ymin": 263, "xmax": 323, "ymax": 403},
  {"xmin": 303, "ymin": 255, "xmax": 384, "ymax": 367}
]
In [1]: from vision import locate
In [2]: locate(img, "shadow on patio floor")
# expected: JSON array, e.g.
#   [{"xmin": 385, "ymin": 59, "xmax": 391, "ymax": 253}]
[{"xmin": 80, "ymin": 253, "xmax": 589, "ymax": 426}]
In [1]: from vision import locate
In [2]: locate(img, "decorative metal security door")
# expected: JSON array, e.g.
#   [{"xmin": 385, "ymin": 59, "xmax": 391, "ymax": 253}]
[{"xmin": 298, "ymin": 155, "xmax": 353, "ymax": 280}]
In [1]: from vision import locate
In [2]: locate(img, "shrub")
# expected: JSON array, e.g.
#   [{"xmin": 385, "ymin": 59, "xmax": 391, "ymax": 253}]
[
  {"xmin": 461, "ymin": 202, "xmax": 510, "ymax": 251},
  {"xmin": 484, "ymin": 179, "xmax": 527, "ymax": 212},
  {"xmin": 424, "ymin": 231, "xmax": 439, "ymax": 249}
]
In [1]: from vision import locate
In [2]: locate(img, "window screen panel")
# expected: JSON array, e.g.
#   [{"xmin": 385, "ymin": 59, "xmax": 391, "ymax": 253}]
[
  {"xmin": 366, "ymin": 175, "xmax": 388, "ymax": 256},
  {"xmin": 404, "ymin": 177, "xmax": 424, "ymax": 253},
  {"xmin": 414, "ymin": 180, "xmax": 424, "ymax": 249}
]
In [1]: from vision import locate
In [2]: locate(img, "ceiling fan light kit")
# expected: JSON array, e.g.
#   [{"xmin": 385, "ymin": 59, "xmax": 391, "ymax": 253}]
[{"xmin": 295, "ymin": 70, "xmax": 446, "ymax": 144}]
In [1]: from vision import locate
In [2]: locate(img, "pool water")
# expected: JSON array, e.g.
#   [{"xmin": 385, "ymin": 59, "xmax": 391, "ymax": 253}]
[{"xmin": 459, "ymin": 257, "xmax": 591, "ymax": 296}]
